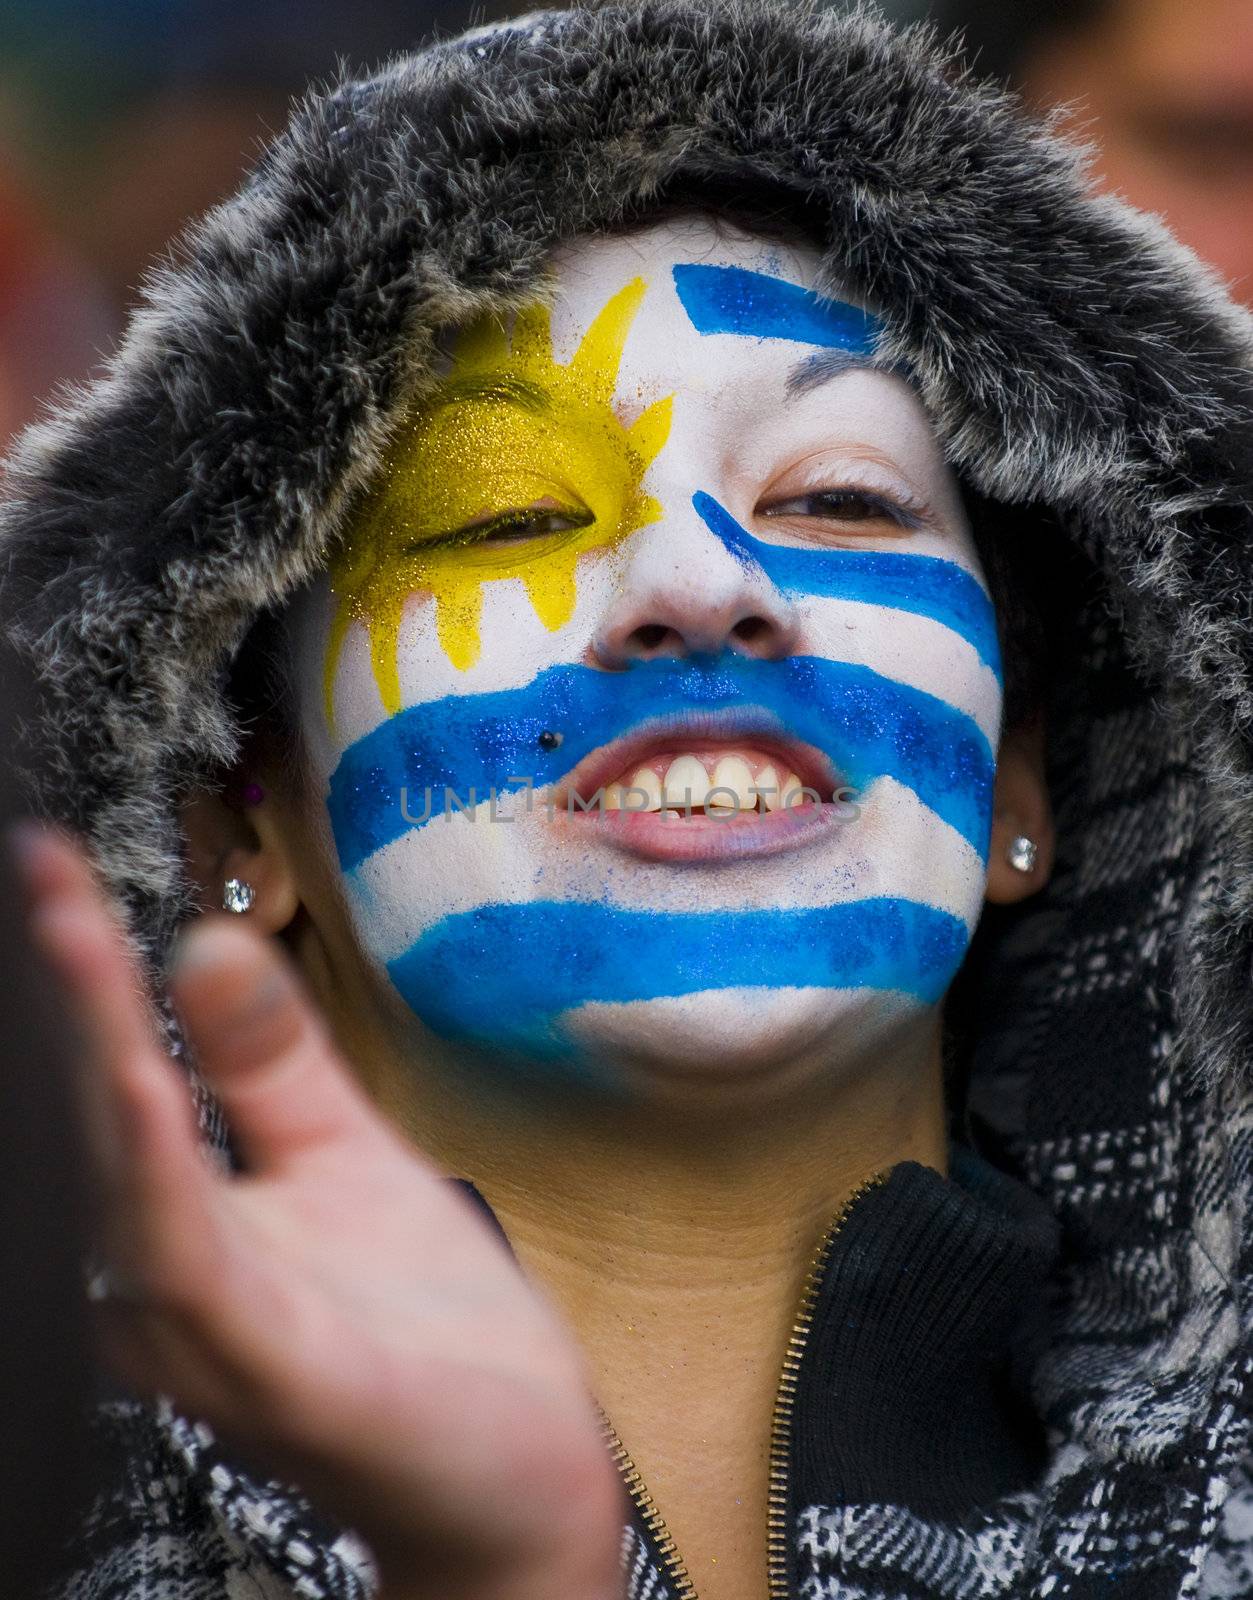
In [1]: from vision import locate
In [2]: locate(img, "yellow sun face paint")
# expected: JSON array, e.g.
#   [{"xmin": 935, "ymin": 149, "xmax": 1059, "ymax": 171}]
[{"xmin": 324, "ymin": 278, "xmax": 672, "ymax": 723}]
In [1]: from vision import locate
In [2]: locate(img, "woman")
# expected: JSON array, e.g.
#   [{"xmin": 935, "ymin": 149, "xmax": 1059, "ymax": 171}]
[{"xmin": 3, "ymin": 4, "xmax": 1253, "ymax": 1598}]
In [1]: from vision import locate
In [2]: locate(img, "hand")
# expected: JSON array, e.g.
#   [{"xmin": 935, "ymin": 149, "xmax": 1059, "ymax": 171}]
[{"xmin": 13, "ymin": 824, "xmax": 625, "ymax": 1600}]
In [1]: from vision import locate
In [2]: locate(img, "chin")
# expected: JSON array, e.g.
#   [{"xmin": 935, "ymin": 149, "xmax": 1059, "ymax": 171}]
[{"xmin": 561, "ymin": 985, "xmax": 925, "ymax": 1104}]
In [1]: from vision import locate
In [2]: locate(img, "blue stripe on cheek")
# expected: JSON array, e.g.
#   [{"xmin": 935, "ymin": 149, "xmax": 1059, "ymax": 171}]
[
  {"xmin": 672, "ymin": 263, "xmax": 885, "ymax": 351},
  {"xmin": 692, "ymin": 492, "xmax": 1002, "ymax": 677},
  {"xmin": 325, "ymin": 655, "xmax": 995, "ymax": 870},
  {"xmin": 386, "ymin": 898, "xmax": 970, "ymax": 1063}
]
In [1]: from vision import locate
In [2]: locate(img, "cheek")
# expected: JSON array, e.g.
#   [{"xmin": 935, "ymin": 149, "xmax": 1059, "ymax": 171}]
[
  {"xmin": 325, "ymin": 550, "xmax": 625, "ymax": 729},
  {"xmin": 309, "ymin": 553, "xmax": 621, "ymax": 958},
  {"xmin": 800, "ymin": 594, "xmax": 1001, "ymax": 889},
  {"xmin": 340, "ymin": 807, "xmax": 534, "ymax": 969},
  {"xmin": 804, "ymin": 600, "xmax": 1003, "ymax": 756}
]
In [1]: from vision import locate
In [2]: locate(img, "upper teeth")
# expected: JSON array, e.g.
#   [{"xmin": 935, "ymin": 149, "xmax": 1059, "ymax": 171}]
[{"xmin": 599, "ymin": 751, "xmax": 808, "ymax": 812}]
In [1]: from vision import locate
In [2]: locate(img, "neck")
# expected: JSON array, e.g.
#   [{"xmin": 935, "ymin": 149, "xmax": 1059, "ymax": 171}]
[
  {"xmin": 388, "ymin": 1017, "xmax": 948, "ymax": 1594},
  {"xmin": 362, "ymin": 1013, "xmax": 949, "ymax": 1334}
]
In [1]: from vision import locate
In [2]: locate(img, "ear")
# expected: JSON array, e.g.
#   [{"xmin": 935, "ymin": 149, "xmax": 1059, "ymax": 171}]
[
  {"xmin": 180, "ymin": 775, "xmax": 302, "ymax": 935},
  {"xmin": 985, "ymin": 715, "xmax": 1055, "ymax": 906}
]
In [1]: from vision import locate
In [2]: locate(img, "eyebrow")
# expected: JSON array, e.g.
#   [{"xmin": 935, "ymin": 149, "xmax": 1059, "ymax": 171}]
[
  {"xmin": 784, "ymin": 346, "xmax": 902, "ymax": 399},
  {"xmin": 434, "ymin": 373, "xmax": 553, "ymax": 413}
]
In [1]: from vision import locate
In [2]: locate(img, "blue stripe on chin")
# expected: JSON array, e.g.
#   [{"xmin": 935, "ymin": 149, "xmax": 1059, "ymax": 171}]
[{"xmin": 386, "ymin": 897, "xmax": 971, "ymax": 1064}]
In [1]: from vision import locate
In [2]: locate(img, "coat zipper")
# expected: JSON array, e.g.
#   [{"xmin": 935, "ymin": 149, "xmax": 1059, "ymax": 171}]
[
  {"xmin": 599, "ymin": 1168, "xmax": 889, "ymax": 1600},
  {"xmin": 599, "ymin": 1406, "xmax": 700, "ymax": 1599},
  {"xmin": 764, "ymin": 1169, "xmax": 888, "ymax": 1597}
]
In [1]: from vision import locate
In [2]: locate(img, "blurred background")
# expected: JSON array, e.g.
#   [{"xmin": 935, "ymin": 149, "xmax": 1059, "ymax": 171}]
[{"xmin": 0, "ymin": 0, "xmax": 1250, "ymax": 446}]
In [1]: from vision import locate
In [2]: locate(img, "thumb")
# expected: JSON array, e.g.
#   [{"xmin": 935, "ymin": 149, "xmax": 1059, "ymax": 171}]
[{"xmin": 168, "ymin": 918, "xmax": 385, "ymax": 1173}]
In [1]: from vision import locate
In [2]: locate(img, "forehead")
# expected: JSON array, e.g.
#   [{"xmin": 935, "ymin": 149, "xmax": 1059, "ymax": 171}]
[
  {"xmin": 545, "ymin": 213, "xmax": 833, "ymax": 333},
  {"xmin": 540, "ymin": 215, "xmax": 853, "ymax": 385},
  {"xmin": 535, "ymin": 216, "xmax": 941, "ymax": 444}
]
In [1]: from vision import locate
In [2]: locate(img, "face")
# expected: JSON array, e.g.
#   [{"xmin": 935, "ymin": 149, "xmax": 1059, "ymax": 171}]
[{"xmin": 288, "ymin": 217, "xmax": 1003, "ymax": 1097}]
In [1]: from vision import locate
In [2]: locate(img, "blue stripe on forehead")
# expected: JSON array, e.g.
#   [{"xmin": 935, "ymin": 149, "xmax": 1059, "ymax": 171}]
[
  {"xmin": 672, "ymin": 263, "xmax": 885, "ymax": 351},
  {"xmin": 326, "ymin": 654, "xmax": 995, "ymax": 872},
  {"xmin": 387, "ymin": 898, "xmax": 970, "ymax": 1065},
  {"xmin": 692, "ymin": 493, "xmax": 1002, "ymax": 677}
]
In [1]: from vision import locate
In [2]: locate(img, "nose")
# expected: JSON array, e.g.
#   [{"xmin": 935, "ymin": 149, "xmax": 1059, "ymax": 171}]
[{"xmin": 590, "ymin": 506, "xmax": 800, "ymax": 669}]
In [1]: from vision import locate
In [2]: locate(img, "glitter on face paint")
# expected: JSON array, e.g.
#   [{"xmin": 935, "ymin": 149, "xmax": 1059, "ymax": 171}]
[
  {"xmin": 323, "ymin": 279, "xmax": 673, "ymax": 724},
  {"xmin": 388, "ymin": 898, "xmax": 969, "ymax": 1061},
  {"xmin": 671, "ymin": 263, "xmax": 886, "ymax": 351},
  {"xmin": 326, "ymin": 652, "xmax": 995, "ymax": 873}
]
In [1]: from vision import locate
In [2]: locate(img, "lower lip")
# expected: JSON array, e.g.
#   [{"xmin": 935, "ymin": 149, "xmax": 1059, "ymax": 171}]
[{"xmin": 557, "ymin": 800, "xmax": 847, "ymax": 862}]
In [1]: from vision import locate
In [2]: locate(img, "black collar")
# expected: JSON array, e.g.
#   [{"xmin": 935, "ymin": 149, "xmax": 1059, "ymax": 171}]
[{"xmin": 789, "ymin": 1143, "xmax": 1061, "ymax": 1523}]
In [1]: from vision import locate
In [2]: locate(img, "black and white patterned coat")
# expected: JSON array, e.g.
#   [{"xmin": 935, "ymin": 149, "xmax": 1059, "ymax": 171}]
[{"xmin": 3, "ymin": 3, "xmax": 1253, "ymax": 1595}]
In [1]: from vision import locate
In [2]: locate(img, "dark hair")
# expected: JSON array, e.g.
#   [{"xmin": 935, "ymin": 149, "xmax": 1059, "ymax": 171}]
[
  {"xmin": 220, "ymin": 600, "xmax": 309, "ymax": 800},
  {"xmin": 961, "ymin": 487, "xmax": 1054, "ymax": 730}
]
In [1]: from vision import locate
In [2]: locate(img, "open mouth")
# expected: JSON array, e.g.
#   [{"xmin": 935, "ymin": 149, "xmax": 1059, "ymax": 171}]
[
  {"xmin": 551, "ymin": 713, "xmax": 852, "ymax": 861},
  {"xmin": 600, "ymin": 747, "xmax": 812, "ymax": 814}
]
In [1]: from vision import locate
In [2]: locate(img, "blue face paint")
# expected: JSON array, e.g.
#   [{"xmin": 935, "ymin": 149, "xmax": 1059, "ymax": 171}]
[
  {"xmin": 671, "ymin": 263, "xmax": 885, "ymax": 351},
  {"xmin": 692, "ymin": 492, "xmax": 1002, "ymax": 676},
  {"xmin": 387, "ymin": 897, "xmax": 969, "ymax": 1064},
  {"xmin": 326, "ymin": 652, "xmax": 995, "ymax": 871}
]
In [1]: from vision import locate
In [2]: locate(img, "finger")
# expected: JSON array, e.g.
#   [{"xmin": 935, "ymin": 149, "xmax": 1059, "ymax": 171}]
[
  {"xmin": 11, "ymin": 821, "xmax": 162, "ymax": 1057},
  {"xmin": 167, "ymin": 917, "xmax": 388, "ymax": 1173},
  {"xmin": 8, "ymin": 818, "xmax": 88, "ymax": 898},
  {"xmin": 11, "ymin": 824, "xmax": 222, "ymax": 1284}
]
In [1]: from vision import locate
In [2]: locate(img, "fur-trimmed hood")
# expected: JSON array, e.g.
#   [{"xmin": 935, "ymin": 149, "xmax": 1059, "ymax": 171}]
[{"xmin": 5, "ymin": 3, "xmax": 1253, "ymax": 1597}]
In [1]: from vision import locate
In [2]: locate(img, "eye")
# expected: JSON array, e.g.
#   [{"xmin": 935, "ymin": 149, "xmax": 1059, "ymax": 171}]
[
  {"xmin": 412, "ymin": 504, "xmax": 595, "ymax": 553},
  {"xmin": 469, "ymin": 507, "xmax": 593, "ymax": 546},
  {"xmin": 758, "ymin": 487, "xmax": 927, "ymax": 530}
]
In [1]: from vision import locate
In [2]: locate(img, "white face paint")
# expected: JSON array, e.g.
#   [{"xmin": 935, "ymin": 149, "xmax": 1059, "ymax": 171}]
[{"xmin": 289, "ymin": 216, "xmax": 1003, "ymax": 1093}]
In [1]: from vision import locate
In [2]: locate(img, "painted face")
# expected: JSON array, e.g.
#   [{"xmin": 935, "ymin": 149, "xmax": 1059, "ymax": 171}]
[{"xmin": 290, "ymin": 217, "xmax": 1002, "ymax": 1093}]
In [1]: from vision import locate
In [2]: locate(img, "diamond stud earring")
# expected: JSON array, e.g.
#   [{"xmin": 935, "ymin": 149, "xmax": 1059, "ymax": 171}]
[
  {"xmin": 1007, "ymin": 836, "xmax": 1038, "ymax": 874},
  {"xmin": 222, "ymin": 878, "xmax": 255, "ymax": 914}
]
